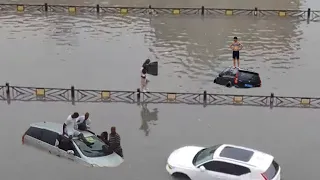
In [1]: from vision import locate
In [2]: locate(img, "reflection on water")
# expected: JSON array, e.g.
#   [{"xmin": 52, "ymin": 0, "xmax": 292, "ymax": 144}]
[{"xmin": 139, "ymin": 103, "xmax": 159, "ymax": 136}]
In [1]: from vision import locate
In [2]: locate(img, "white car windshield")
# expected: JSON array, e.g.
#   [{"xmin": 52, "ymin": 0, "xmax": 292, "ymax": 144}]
[
  {"xmin": 193, "ymin": 144, "xmax": 221, "ymax": 166},
  {"xmin": 73, "ymin": 136, "xmax": 108, "ymax": 158}
]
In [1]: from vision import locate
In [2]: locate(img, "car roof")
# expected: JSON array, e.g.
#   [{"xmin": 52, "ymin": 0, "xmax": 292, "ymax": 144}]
[
  {"xmin": 225, "ymin": 66, "xmax": 258, "ymax": 75},
  {"xmin": 212, "ymin": 144, "xmax": 274, "ymax": 171},
  {"xmin": 30, "ymin": 121, "xmax": 94, "ymax": 138}
]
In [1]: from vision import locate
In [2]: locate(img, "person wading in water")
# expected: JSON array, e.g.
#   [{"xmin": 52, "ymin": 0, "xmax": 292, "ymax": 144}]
[
  {"xmin": 109, "ymin": 127, "xmax": 123, "ymax": 158},
  {"xmin": 230, "ymin": 36, "xmax": 243, "ymax": 67}
]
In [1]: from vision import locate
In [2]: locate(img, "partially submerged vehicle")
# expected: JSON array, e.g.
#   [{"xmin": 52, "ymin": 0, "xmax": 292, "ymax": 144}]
[
  {"xmin": 22, "ymin": 122, "xmax": 124, "ymax": 167},
  {"xmin": 214, "ymin": 67, "xmax": 261, "ymax": 88},
  {"xmin": 166, "ymin": 144, "xmax": 281, "ymax": 180}
]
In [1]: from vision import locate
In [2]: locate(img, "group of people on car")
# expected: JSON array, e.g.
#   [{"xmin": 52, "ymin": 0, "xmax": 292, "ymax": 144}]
[{"xmin": 60, "ymin": 112, "xmax": 123, "ymax": 158}]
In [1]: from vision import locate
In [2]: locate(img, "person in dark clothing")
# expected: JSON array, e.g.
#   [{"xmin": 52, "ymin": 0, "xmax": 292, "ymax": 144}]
[
  {"xmin": 98, "ymin": 131, "xmax": 113, "ymax": 155},
  {"xmin": 76, "ymin": 112, "xmax": 91, "ymax": 131},
  {"xmin": 97, "ymin": 131, "xmax": 109, "ymax": 145},
  {"xmin": 142, "ymin": 59, "xmax": 151, "ymax": 70},
  {"xmin": 109, "ymin": 127, "xmax": 123, "ymax": 158},
  {"xmin": 57, "ymin": 135, "xmax": 73, "ymax": 151}
]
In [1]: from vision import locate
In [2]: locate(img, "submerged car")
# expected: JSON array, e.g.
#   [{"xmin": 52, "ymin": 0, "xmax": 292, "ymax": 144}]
[
  {"xmin": 214, "ymin": 67, "xmax": 261, "ymax": 88},
  {"xmin": 166, "ymin": 144, "xmax": 281, "ymax": 180},
  {"xmin": 22, "ymin": 121, "xmax": 124, "ymax": 167}
]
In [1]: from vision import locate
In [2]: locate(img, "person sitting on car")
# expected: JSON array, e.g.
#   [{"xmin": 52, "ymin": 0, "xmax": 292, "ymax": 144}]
[
  {"xmin": 63, "ymin": 112, "xmax": 93, "ymax": 146},
  {"xmin": 76, "ymin": 112, "xmax": 91, "ymax": 131}
]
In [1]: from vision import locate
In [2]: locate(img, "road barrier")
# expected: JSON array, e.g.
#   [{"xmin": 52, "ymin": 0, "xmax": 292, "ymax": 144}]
[
  {"xmin": 0, "ymin": 3, "xmax": 319, "ymax": 21},
  {"xmin": 1, "ymin": 83, "xmax": 320, "ymax": 109}
]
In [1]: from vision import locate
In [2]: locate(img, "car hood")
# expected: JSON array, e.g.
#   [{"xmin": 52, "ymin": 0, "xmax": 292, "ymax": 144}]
[
  {"xmin": 167, "ymin": 146, "xmax": 204, "ymax": 169},
  {"xmin": 87, "ymin": 152, "xmax": 124, "ymax": 167}
]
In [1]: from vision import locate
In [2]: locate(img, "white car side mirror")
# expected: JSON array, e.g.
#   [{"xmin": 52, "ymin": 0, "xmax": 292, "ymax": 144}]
[
  {"xmin": 199, "ymin": 166, "xmax": 206, "ymax": 172},
  {"xmin": 67, "ymin": 150, "xmax": 74, "ymax": 155}
]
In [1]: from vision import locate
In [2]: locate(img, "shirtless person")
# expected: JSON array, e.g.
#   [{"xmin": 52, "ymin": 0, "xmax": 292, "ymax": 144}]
[{"xmin": 230, "ymin": 37, "xmax": 243, "ymax": 67}]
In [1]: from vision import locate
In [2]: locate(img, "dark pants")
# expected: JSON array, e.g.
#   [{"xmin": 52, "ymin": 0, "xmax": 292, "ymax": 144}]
[{"xmin": 233, "ymin": 51, "xmax": 240, "ymax": 59}]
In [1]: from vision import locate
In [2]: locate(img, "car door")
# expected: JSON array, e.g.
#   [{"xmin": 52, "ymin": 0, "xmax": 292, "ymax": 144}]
[
  {"xmin": 194, "ymin": 160, "xmax": 246, "ymax": 180},
  {"xmin": 193, "ymin": 160, "xmax": 226, "ymax": 180},
  {"xmin": 40, "ymin": 129, "xmax": 61, "ymax": 155}
]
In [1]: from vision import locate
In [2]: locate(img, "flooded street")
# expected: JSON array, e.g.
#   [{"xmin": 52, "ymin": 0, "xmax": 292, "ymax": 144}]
[
  {"xmin": 0, "ymin": 0, "xmax": 320, "ymax": 179},
  {"xmin": 1, "ymin": 102, "xmax": 320, "ymax": 180}
]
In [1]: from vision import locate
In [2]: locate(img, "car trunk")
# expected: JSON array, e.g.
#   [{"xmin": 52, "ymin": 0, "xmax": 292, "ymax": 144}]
[{"xmin": 237, "ymin": 70, "xmax": 261, "ymax": 87}]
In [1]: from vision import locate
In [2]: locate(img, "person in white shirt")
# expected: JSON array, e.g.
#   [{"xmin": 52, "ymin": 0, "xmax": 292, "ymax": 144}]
[
  {"xmin": 76, "ymin": 112, "xmax": 91, "ymax": 131},
  {"xmin": 63, "ymin": 112, "xmax": 93, "ymax": 146},
  {"xmin": 140, "ymin": 59, "xmax": 151, "ymax": 92},
  {"xmin": 141, "ymin": 68, "xmax": 148, "ymax": 92}
]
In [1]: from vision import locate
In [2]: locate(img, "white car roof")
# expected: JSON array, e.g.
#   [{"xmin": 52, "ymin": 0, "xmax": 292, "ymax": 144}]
[
  {"xmin": 30, "ymin": 121, "xmax": 93, "ymax": 138},
  {"xmin": 213, "ymin": 144, "xmax": 274, "ymax": 171}
]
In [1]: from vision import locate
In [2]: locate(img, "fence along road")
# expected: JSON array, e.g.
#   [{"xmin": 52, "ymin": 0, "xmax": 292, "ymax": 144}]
[
  {"xmin": 1, "ymin": 83, "xmax": 320, "ymax": 109},
  {"xmin": 0, "ymin": 3, "xmax": 319, "ymax": 21}
]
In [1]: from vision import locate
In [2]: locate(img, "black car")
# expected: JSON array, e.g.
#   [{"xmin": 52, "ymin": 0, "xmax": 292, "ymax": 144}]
[{"xmin": 214, "ymin": 67, "xmax": 261, "ymax": 88}]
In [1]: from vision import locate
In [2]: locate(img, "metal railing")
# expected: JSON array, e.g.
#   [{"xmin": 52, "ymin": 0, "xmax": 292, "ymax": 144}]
[
  {"xmin": 1, "ymin": 83, "xmax": 320, "ymax": 109},
  {"xmin": 0, "ymin": 3, "xmax": 319, "ymax": 21}
]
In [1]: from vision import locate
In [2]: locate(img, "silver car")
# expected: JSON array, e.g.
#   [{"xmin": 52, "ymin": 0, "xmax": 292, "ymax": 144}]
[{"xmin": 22, "ymin": 121, "xmax": 124, "ymax": 167}]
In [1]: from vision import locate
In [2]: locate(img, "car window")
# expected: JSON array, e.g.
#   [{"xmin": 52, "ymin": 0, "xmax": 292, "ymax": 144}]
[
  {"xmin": 220, "ymin": 68, "xmax": 230, "ymax": 76},
  {"xmin": 73, "ymin": 135, "xmax": 108, "ymax": 158},
  {"xmin": 193, "ymin": 144, "xmax": 221, "ymax": 166},
  {"xmin": 263, "ymin": 160, "xmax": 279, "ymax": 180},
  {"xmin": 25, "ymin": 127, "xmax": 43, "ymax": 140},
  {"xmin": 203, "ymin": 161, "xmax": 251, "ymax": 176},
  {"xmin": 41, "ymin": 129, "xmax": 59, "ymax": 146},
  {"xmin": 238, "ymin": 71, "xmax": 259, "ymax": 81}
]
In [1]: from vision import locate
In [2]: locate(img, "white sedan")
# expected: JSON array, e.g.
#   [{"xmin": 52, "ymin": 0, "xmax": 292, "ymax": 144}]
[{"xmin": 166, "ymin": 144, "xmax": 281, "ymax": 180}]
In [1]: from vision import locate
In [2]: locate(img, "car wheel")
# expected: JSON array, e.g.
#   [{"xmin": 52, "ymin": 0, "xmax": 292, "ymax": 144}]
[
  {"xmin": 226, "ymin": 81, "xmax": 232, "ymax": 88},
  {"xmin": 172, "ymin": 173, "xmax": 191, "ymax": 180}
]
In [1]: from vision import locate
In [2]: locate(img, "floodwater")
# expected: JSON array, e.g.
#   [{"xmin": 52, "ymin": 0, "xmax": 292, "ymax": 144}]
[
  {"xmin": 1, "ymin": 0, "xmax": 320, "ymax": 179},
  {"xmin": 1, "ymin": 102, "xmax": 320, "ymax": 180}
]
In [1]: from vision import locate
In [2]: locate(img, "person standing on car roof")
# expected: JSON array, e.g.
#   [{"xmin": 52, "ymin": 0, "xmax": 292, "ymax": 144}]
[
  {"xmin": 109, "ymin": 126, "xmax": 123, "ymax": 157},
  {"xmin": 76, "ymin": 112, "xmax": 91, "ymax": 131},
  {"xmin": 63, "ymin": 112, "xmax": 93, "ymax": 146},
  {"xmin": 230, "ymin": 37, "xmax": 243, "ymax": 67}
]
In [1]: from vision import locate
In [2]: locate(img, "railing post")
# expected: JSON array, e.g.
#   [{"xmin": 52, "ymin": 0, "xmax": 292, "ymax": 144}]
[
  {"xmin": 71, "ymin": 86, "xmax": 75, "ymax": 105},
  {"xmin": 44, "ymin": 3, "xmax": 48, "ymax": 12},
  {"xmin": 307, "ymin": 8, "xmax": 311, "ymax": 20},
  {"xmin": 96, "ymin": 4, "xmax": 100, "ymax": 13},
  {"xmin": 254, "ymin": 7, "xmax": 258, "ymax": 16},
  {"xmin": 203, "ymin": 90, "xmax": 207, "ymax": 107},
  {"xmin": 137, "ymin": 88, "xmax": 141, "ymax": 101},
  {"xmin": 201, "ymin": 6, "xmax": 204, "ymax": 16},
  {"xmin": 270, "ymin": 93, "xmax": 274, "ymax": 108},
  {"xmin": 5, "ymin": 82, "xmax": 10, "ymax": 96},
  {"xmin": 5, "ymin": 82, "xmax": 10, "ymax": 104}
]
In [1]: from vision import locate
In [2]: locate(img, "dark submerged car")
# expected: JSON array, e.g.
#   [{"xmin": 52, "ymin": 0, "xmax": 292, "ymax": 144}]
[{"xmin": 214, "ymin": 67, "xmax": 261, "ymax": 88}]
